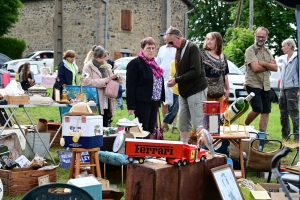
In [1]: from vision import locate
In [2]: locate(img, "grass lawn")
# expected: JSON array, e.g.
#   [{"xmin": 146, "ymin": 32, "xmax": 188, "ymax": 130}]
[{"xmin": 2, "ymin": 97, "xmax": 298, "ymax": 200}]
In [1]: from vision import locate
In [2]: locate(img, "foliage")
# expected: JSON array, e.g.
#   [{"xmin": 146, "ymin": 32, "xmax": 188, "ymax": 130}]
[
  {"xmin": 229, "ymin": 0, "xmax": 296, "ymax": 56},
  {"xmin": 188, "ymin": 0, "xmax": 236, "ymax": 46},
  {"xmin": 0, "ymin": 37, "xmax": 26, "ymax": 59},
  {"xmin": 0, "ymin": 0, "xmax": 23, "ymax": 37},
  {"xmin": 223, "ymin": 27, "xmax": 255, "ymax": 67}
]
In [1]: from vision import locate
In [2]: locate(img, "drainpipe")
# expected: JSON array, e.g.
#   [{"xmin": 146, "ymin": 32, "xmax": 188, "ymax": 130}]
[
  {"xmin": 184, "ymin": 8, "xmax": 194, "ymax": 38},
  {"xmin": 102, "ymin": 0, "xmax": 108, "ymax": 49}
]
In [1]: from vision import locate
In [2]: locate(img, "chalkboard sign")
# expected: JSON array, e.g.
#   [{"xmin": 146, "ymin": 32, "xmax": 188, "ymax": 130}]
[{"xmin": 58, "ymin": 150, "xmax": 90, "ymax": 168}]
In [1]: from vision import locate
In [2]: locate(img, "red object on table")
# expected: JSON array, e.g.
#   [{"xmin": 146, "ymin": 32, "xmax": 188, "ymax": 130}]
[{"xmin": 202, "ymin": 101, "xmax": 220, "ymax": 114}]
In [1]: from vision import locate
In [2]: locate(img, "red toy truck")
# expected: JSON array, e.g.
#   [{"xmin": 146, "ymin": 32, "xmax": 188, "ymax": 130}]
[{"xmin": 125, "ymin": 138, "xmax": 207, "ymax": 166}]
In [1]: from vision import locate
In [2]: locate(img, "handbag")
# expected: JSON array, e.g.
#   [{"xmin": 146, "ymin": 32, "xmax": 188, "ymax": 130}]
[
  {"xmin": 206, "ymin": 75, "xmax": 225, "ymax": 98},
  {"xmin": 105, "ymin": 80, "xmax": 119, "ymax": 99},
  {"xmin": 150, "ymin": 110, "xmax": 164, "ymax": 140}
]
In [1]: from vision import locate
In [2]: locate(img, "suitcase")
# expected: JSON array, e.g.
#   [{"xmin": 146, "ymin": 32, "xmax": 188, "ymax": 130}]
[{"xmin": 126, "ymin": 153, "xmax": 226, "ymax": 200}]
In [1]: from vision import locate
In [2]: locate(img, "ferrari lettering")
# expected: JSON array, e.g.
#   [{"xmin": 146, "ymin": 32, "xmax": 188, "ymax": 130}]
[{"xmin": 134, "ymin": 145, "xmax": 174, "ymax": 155}]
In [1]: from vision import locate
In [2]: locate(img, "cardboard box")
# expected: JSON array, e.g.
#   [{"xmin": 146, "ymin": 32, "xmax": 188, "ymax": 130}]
[
  {"xmin": 203, "ymin": 101, "xmax": 220, "ymax": 114},
  {"xmin": 69, "ymin": 176, "xmax": 102, "ymax": 200},
  {"xmin": 258, "ymin": 183, "xmax": 282, "ymax": 193},
  {"xmin": 4, "ymin": 95, "xmax": 29, "ymax": 105},
  {"xmin": 48, "ymin": 122, "xmax": 62, "ymax": 147},
  {"xmin": 62, "ymin": 115, "xmax": 103, "ymax": 148},
  {"xmin": 270, "ymin": 192, "xmax": 299, "ymax": 200},
  {"xmin": 203, "ymin": 114, "xmax": 220, "ymax": 135},
  {"xmin": 240, "ymin": 184, "xmax": 271, "ymax": 200}
]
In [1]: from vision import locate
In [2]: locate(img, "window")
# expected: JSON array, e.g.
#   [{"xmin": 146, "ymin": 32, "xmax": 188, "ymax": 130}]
[{"xmin": 121, "ymin": 10, "xmax": 132, "ymax": 31}]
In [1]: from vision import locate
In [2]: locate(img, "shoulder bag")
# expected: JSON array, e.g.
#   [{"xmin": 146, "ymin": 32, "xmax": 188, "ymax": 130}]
[
  {"xmin": 105, "ymin": 79, "xmax": 119, "ymax": 99},
  {"xmin": 206, "ymin": 55, "xmax": 225, "ymax": 98}
]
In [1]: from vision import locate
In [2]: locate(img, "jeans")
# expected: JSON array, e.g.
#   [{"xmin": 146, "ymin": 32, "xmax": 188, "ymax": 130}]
[
  {"xmin": 163, "ymin": 94, "xmax": 179, "ymax": 124},
  {"xmin": 115, "ymin": 97, "xmax": 124, "ymax": 110},
  {"xmin": 279, "ymin": 88, "xmax": 299, "ymax": 140}
]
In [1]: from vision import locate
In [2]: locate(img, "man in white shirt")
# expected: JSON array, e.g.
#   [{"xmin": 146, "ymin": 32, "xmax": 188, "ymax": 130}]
[{"xmin": 156, "ymin": 31, "xmax": 177, "ymax": 132}]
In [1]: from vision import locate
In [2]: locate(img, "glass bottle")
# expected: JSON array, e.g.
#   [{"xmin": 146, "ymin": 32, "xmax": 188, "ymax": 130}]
[{"xmin": 220, "ymin": 92, "xmax": 255, "ymax": 125}]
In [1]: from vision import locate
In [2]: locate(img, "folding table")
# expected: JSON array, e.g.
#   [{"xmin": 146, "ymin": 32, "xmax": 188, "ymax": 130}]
[{"xmin": 0, "ymin": 103, "xmax": 68, "ymax": 165}]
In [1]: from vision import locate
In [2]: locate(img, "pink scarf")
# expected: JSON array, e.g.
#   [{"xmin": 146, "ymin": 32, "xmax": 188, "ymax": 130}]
[{"xmin": 138, "ymin": 51, "xmax": 164, "ymax": 78}]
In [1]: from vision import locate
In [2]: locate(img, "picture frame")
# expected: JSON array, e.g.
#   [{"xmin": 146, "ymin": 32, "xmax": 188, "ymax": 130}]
[
  {"xmin": 38, "ymin": 175, "xmax": 49, "ymax": 186},
  {"xmin": 54, "ymin": 89, "xmax": 60, "ymax": 102},
  {"xmin": 211, "ymin": 164, "xmax": 244, "ymax": 200}
]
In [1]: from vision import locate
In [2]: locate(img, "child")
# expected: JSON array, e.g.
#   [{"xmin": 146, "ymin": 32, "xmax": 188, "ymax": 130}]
[{"xmin": 115, "ymin": 77, "xmax": 125, "ymax": 110}]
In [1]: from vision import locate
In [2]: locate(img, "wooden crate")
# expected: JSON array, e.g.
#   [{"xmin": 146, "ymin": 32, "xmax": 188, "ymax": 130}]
[
  {"xmin": 0, "ymin": 167, "xmax": 57, "ymax": 196},
  {"xmin": 4, "ymin": 95, "xmax": 29, "ymax": 105},
  {"xmin": 48, "ymin": 122, "xmax": 62, "ymax": 147},
  {"xmin": 126, "ymin": 153, "xmax": 226, "ymax": 200}
]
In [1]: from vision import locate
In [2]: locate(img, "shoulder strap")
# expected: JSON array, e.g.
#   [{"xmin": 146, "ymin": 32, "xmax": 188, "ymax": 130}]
[{"xmin": 251, "ymin": 45, "xmax": 258, "ymax": 55}]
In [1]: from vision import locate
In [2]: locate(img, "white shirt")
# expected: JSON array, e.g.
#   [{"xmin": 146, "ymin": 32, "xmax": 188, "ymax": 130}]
[{"xmin": 156, "ymin": 45, "xmax": 176, "ymax": 81}]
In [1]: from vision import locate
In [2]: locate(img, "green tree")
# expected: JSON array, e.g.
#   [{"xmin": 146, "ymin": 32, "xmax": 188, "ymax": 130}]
[
  {"xmin": 0, "ymin": 0, "xmax": 23, "ymax": 36},
  {"xmin": 229, "ymin": 0, "xmax": 296, "ymax": 56},
  {"xmin": 223, "ymin": 27, "xmax": 254, "ymax": 67},
  {"xmin": 188, "ymin": 0, "xmax": 235, "ymax": 46}
]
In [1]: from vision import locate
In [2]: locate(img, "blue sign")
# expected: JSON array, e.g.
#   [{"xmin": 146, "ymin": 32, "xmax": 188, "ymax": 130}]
[{"xmin": 58, "ymin": 150, "xmax": 90, "ymax": 168}]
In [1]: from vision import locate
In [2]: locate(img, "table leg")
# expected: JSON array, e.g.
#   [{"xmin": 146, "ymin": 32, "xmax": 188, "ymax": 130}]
[
  {"xmin": 238, "ymin": 139, "xmax": 245, "ymax": 178},
  {"xmin": 22, "ymin": 107, "xmax": 56, "ymax": 164}
]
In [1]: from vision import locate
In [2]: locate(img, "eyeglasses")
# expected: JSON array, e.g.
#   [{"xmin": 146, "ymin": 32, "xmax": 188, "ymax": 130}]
[
  {"xmin": 145, "ymin": 47, "xmax": 155, "ymax": 52},
  {"xmin": 255, "ymin": 36, "xmax": 266, "ymax": 39}
]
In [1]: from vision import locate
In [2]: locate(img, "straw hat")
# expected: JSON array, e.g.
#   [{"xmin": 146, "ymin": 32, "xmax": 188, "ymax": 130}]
[
  {"xmin": 130, "ymin": 126, "xmax": 150, "ymax": 138},
  {"xmin": 66, "ymin": 102, "xmax": 96, "ymax": 116}
]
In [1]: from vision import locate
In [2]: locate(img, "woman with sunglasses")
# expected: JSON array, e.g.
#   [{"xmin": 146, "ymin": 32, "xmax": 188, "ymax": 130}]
[{"xmin": 126, "ymin": 37, "xmax": 165, "ymax": 137}]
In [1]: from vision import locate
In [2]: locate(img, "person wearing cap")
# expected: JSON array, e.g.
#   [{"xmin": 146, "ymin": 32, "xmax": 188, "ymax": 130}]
[
  {"xmin": 82, "ymin": 45, "xmax": 119, "ymax": 127},
  {"xmin": 126, "ymin": 37, "xmax": 165, "ymax": 135},
  {"xmin": 166, "ymin": 26, "xmax": 207, "ymax": 144},
  {"xmin": 156, "ymin": 30, "xmax": 178, "ymax": 133}
]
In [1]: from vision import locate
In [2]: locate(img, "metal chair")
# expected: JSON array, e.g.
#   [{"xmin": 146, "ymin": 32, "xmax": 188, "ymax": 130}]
[{"xmin": 22, "ymin": 182, "xmax": 94, "ymax": 200}]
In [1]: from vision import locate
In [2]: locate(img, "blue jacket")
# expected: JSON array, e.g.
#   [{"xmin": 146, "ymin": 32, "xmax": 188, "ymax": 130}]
[{"xmin": 57, "ymin": 60, "xmax": 78, "ymax": 85}]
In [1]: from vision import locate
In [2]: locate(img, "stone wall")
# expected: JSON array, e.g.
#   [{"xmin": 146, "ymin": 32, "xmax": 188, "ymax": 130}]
[{"xmin": 6, "ymin": 0, "xmax": 189, "ymax": 69}]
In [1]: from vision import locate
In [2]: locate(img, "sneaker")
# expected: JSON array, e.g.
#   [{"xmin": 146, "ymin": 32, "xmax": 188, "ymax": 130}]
[
  {"xmin": 172, "ymin": 127, "xmax": 179, "ymax": 134},
  {"xmin": 163, "ymin": 125, "xmax": 169, "ymax": 132}
]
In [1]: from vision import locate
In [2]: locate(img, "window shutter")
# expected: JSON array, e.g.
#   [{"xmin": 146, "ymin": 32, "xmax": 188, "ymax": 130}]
[
  {"xmin": 121, "ymin": 10, "xmax": 132, "ymax": 31},
  {"xmin": 114, "ymin": 52, "xmax": 121, "ymax": 60}
]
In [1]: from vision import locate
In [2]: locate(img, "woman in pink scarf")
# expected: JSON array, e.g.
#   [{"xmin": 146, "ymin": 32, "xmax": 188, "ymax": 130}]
[{"xmin": 126, "ymin": 37, "xmax": 165, "ymax": 137}]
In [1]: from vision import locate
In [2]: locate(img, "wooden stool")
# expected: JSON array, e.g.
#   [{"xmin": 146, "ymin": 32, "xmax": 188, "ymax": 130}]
[{"xmin": 69, "ymin": 148, "xmax": 101, "ymax": 179}]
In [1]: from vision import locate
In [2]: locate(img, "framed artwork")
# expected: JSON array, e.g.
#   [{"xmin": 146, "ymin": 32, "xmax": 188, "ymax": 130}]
[
  {"xmin": 38, "ymin": 175, "xmax": 49, "ymax": 186},
  {"xmin": 211, "ymin": 164, "xmax": 244, "ymax": 200},
  {"xmin": 54, "ymin": 89, "xmax": 60, "ymax": 102}
]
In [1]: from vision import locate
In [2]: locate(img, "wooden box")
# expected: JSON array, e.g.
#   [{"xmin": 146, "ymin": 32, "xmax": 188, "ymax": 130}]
[
  {"xmin": 202, "ymin": 101, "xmax": 220, "ymax": 114},
  {"xmin": 0, "ymin": 166, "xmax": 57, "ymax": 196},
  {"xmin": 126, "ymin": 153, "xmax": 226, "ymax": 200},
  {"xmin": 4, "ymin": 95, "xmax": 29, "ymax": 105}
]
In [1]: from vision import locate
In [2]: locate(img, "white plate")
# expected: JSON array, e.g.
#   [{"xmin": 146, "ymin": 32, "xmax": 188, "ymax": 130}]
[
  {"xmin": 113, "ymin": 132, "xmax": 124, "ymax": 153},
  {"xmin": 116, "ymin": 122, "xmax": 137, "ymax": 127}
]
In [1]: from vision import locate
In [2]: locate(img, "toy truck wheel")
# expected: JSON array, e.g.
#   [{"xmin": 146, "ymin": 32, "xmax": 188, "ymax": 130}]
[
  {"xmin": 201, "ymin": 156, "xmax": 206, "ymax": 162},
  {"xmin": 138, "ymin": 158, "xmax": 145, "ymax": 164},
  {"xmin": 176, "ymin": 160, "xmax": 182, "ymax": 167},
  {"xmin": 128, "ymin": 157, "xmax": 134, "ymax": 163},
  {"xmin": 182, "ymin": 160, "xmax": 187, "ymax": 166}
]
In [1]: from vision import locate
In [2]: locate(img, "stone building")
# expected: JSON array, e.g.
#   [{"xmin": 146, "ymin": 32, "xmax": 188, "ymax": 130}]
[{"xmin": 6, "ymin": 0, "xmax": 194, "ymax": 69}]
